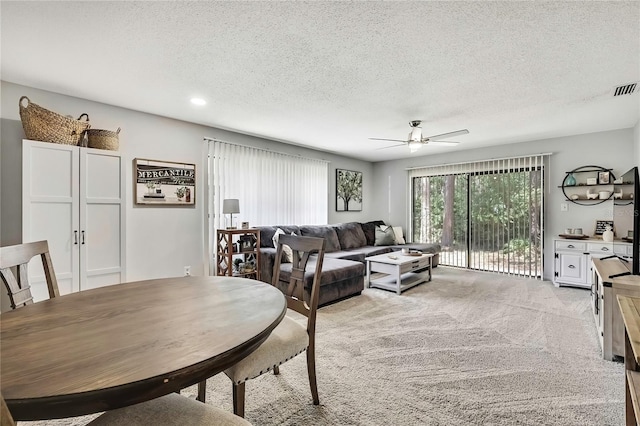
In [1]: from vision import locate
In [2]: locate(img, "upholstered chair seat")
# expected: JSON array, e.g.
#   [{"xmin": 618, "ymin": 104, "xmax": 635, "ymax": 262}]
[
  {"xmin": 225, "ymin": 315, "xmax": 308, "ymax": 384},
  {"xmin": 86, "ymin": 393, "xmax": 251, "ymax": 426}
]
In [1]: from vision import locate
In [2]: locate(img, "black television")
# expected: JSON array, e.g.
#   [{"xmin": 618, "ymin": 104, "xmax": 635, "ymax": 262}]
[{"xmin": 613, "ymin": 166, "xmax": 640, "ymax": 276}]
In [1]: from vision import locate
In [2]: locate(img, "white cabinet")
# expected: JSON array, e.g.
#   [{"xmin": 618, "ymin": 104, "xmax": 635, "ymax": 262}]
[
  {"xmin": 554, "ymin": 239, "xmax": 631, "ymax": 289},
  {"xmin": 22, "ymin": 140, "xmax": 125, "ymax": 301}
]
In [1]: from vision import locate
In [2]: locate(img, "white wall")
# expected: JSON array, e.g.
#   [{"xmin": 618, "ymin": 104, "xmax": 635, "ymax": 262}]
[
  {"xmin": 1, "ymin": 81, "xmax": 373, "ymax": 282},
  {"xmin": 634, "ymin": 120, "xmax": 640, "ymax": 167},
  {"xmin": 371, "ymin": 129, "xmax": 635, "ymax": 281}
]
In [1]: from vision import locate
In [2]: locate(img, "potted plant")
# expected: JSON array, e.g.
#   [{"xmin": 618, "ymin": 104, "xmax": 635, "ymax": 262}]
[
  {"xmin": 233, "ymin": 258, "xmax": 243, "ymax": 273},
  {"xmin": 175, "ymin": 186, "xmax": 186, "ymax": 200},
  {"xmin": 145, "ymin": 182, "xmax": 156, "ymax": 195}
]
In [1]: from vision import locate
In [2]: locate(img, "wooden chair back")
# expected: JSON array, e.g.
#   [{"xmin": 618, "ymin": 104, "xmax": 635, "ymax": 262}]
[
  {"xmin": 0, "ymin": 240, "xmax": 60, "ymax": 309},
  {"xmin": 272, "ymin": 234, "xmax": 325, "ymax": 331}
]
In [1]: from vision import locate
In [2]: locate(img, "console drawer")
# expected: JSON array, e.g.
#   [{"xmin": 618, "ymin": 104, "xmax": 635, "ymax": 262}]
[
  {"xmin": 555, "ymin": 241, "xmax": 586, "ymax": 251},
  {"xmin": 588, "ymin": 242, "xmax": 614, "ymax": 254}
]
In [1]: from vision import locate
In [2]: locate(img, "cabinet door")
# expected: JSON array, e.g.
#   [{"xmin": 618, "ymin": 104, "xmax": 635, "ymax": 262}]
[
  {"xmin": 23, "ymin": 141, "xmax": 80, "ymax": 298},
  {"xmin": 556, "ymin": 252, "xmax": 586, "ymax": 284},
  {"xmin": 79, "ymin": 148, "xmax": 125, "ymax": 290}
]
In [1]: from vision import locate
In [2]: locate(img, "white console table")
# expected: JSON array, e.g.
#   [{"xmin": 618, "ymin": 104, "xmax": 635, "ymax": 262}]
[
  {"xmin": 591, "ymin": 258, "xmax": 640, "ymax": 360},
  {"xmin": 554, "ymin": 238, "xmax": 632, "ymax": 289}
]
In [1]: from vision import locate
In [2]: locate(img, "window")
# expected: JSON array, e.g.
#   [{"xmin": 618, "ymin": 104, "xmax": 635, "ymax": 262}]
[
  {"xmin": 410, "ymin": 155, "xmax": 548, "ymax": 278},
  {"xmin": 208, "ymin": 140, "xmax": 328, "ymax": 229}
]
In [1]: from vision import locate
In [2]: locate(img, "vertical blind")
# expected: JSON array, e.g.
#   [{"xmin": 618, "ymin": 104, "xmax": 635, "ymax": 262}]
[
  {"xmin": 208, "ymin": 140, "xmax": 329, "ymax": 229},
  {"xmin": 409, "ymin": 154, "xmax": 550, "ymax": 279}
]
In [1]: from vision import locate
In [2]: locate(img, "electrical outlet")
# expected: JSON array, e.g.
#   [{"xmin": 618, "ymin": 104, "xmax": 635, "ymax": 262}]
[
  {"xmin": 184, "ymin": 266, "xmax": 191, "ymax": 276},
  {"xmin": 560, "ymin": 203, "xmax": 568, "ymax": 212}
]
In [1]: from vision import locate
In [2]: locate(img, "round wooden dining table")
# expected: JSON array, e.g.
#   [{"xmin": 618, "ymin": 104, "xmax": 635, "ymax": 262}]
[{"xmin": 0, "ymin": 276, "xmax": 286, "ymax": 421}]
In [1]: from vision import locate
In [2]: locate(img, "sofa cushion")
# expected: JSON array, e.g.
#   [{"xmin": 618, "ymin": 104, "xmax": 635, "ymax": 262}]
[
  {"xmin": 325, "ymin": 250, "xmax": 365, "ymax": 263},
  {"xmin": 361, "ymin": 220, "xmax": 385, "ymax": 246},
  {"xmin": 348, "ymin": 245, "xmax": 393, "ymax": 257},
  {"xmin": 257, "ymin": 225, "xmax": 300, "ymax": 248},
  {"xmin": 299, "ymin": 225, "xmax": 341, "ymax": 253},
  {"xmin": 392, "ymin": 242, "xmax": 441, "ymax": 255},
  {"xmin": 332, "ymin": 222, "xmax": 367, "ymax": 250},
  {"xmin": 375, "ymin": 225, "xmax": 396, "ymax": 246},
  {"xmin": 278, "ymin": 257, "xmax": 364, "ymax": 288}
]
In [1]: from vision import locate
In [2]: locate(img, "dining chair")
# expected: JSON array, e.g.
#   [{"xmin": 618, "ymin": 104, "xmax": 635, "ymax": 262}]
[
  {"xmin": 0, "ymin": 240, "xmax": 60, "ymax": 309},
  {"xmin": 0, "ymin": 392, "xmax": 251, "ymax": 426},
  {"xmin": 85, "ymin": 393, "xmax": 251, "ymax": 425},
  {"xmin": 199, "ymin": 234, "xmax": 326, "ymax": 417}
]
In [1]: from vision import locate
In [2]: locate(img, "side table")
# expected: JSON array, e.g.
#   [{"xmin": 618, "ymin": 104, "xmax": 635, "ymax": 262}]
[{"xmin": 216, "ymin": 228, "xmax": 260, "ymax": 280}]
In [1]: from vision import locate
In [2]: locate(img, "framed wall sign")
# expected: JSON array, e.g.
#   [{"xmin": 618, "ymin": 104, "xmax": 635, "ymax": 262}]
[
  {"xmin": 134, "ymin": 158, "xmax": 196, "ymax": 205},
  {"xmin": 336, "ymin": 168, "xmax": 362, "ymax": 211}
]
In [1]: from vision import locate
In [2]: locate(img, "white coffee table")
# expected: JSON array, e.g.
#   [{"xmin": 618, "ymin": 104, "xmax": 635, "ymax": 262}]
[{"xmin": 366, "ymin": 252, "xmax": 433, "ymax": 295}]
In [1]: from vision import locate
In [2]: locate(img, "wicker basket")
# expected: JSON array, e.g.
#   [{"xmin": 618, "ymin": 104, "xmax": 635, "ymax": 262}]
[
  {"xmin": 87, "ymin": 127, "xmax": 120, "ymax": 151},
  {"xmin": 19, "ymin": 96, "xmax": 90, "ymax": 145}
]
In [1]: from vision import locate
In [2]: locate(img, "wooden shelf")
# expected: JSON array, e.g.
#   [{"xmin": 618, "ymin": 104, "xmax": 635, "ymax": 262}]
[{"xmin": 216, "ymin": 228, "xmax": 261, "ymax": 281}]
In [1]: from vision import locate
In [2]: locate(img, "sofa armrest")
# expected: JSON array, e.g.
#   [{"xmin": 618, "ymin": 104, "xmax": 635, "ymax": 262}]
[{"xmin": 258, "ymin": 247, "xmax": 278, "ymax": 284}]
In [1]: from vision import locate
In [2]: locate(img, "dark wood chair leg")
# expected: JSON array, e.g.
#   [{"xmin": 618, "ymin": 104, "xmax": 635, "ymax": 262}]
[
  {"xmin": 273, "ymin": 365, "xmax": 280, "ymax": 375},
  {"xmin": 197, "ymin": 380, "xmax": 206, "ymax": 402},
  {"xmin": 306, "ymin": 348, "xmax": 319, "ymax": 405},
  {"xmin": 232, "ymin": 382, "xmax": 245, "ymax": 418}
]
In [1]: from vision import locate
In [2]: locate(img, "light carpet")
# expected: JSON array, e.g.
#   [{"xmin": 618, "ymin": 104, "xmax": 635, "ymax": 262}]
[{"xmin": 24, "ymin": 267, "xmax": 624, "ymax": 425}]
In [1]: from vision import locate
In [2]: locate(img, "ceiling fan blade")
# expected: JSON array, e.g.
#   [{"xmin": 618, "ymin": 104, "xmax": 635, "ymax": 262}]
[
  {"xmin": 426, "ymin": 129, "xmax": 469, "ymax": 140},
  {"xmin": 375, "ymin": 143, "xmax": 406, "ymax": 150},
  {"xmin": 368, "ymin": 138, "xmax": 408, "ymax": 143},
  {"xmin": 427, "ymin": 140, "xmax": 461, "ymax": 144}
]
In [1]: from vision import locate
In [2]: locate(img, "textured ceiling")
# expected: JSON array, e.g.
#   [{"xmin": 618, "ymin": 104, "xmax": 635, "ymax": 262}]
[{"xmin": 2, "ymin": 1, "xmax": 639, "ymax": 162}]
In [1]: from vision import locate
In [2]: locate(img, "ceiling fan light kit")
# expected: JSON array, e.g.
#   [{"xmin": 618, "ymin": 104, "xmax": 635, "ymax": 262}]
[
  {"xmin": 369, "ymin": 120, "xmax": 469, "ymax": 153},
  {"xmin": 408, "ymin": 140, "xmax": 422, "ymax": 152}
]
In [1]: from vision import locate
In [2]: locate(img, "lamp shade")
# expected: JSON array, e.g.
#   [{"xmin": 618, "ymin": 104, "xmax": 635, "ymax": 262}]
[{"xmin": 222, "ymin": 199, "xmax": 240, "ymax": 214}]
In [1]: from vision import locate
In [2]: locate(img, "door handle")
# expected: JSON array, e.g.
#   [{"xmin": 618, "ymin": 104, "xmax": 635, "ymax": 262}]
[
  {"xmin": 74, "ymin": 230, "xmax": 78, "ymax": 245},
  {"xmin": 568, "ymin": 264, "xmax": 575, "ymax": 269},
  {"xmin": 81, "ymin": 230, "xmax": 86, "ymax": 245}
]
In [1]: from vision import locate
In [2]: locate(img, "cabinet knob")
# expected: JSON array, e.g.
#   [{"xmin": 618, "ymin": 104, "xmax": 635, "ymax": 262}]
[
  {"xmin": 568, "ymin": 244, "xmax": 575, "ymax": 248},
  {"xmin": 568, "ymin": 264, "xmax": 576, "ymax": 269},
  {"xmin": 602, "ymin": 247, "xmax": 609, "ymax": 251},
  {"xmin": 74, "ymin": 230, "xmax": 78, "ymax": 245}
]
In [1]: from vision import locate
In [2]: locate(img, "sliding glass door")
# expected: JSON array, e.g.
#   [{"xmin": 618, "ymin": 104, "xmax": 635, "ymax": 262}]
[
  {"xmin": 413, "ymin": 174, "xmax": 469, "ymax": 268},
  {"xmin": 411, "ymin": 156, "xmax": 546, "ymax": 278}
]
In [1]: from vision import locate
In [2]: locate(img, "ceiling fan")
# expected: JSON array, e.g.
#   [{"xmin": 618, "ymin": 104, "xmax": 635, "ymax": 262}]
[{"xmin": 369, "ymin": 120, "xmax": 469, "ymax": 152}]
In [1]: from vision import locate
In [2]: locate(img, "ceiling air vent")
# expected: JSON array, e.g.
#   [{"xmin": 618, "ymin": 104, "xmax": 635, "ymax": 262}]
[{"xmin": 613, "ymin": 82, "xmax": 638, "ymax": 96}]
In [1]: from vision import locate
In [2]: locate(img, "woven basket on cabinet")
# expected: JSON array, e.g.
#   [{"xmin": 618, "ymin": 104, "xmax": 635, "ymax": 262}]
[
  {"xmin": 87, "ymin": 127, "xmax": 120, "ymax": 151},
  {"xmin": 19, "ymin": 96, "xmax": 90, "ymax": 145}
]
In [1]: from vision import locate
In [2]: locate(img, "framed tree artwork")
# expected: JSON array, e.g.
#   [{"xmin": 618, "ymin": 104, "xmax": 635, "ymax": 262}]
[
  {"xmin": 336, "ymin": 168, "xmax": 362, "ymax": 211},
  {"xmin": 134, "ymin": 158, "xmax": 196, "ymax": 205}
]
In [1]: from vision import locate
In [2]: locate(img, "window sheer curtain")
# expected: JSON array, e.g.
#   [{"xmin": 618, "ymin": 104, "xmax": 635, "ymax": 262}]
[{"xmin": 208, "ymin": 140, "xmax": 329, "ymax": 230}]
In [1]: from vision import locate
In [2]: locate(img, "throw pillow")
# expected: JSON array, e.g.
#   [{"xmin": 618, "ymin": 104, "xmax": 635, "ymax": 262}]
[
  {"xmin": 333, "ymin": 222, "xmax": 367, "ymax": 250},
  {"xmin": 272, "ymin": 228, "xmax": 294, "ymax": 262},
  {"xmin": 392, "ymin": 226, "xmax": 405, "ymax": 244},
  {"xmin": 374, "ymin": 225, "xmax": 396, "ymax": 246},
  {"xmin": 362, "ymin": 220, "xmax": 386, "ymax": 246}
]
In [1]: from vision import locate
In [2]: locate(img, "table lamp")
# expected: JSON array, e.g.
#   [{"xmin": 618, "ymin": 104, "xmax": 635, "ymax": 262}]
[{"xmin": 223, "ymin": 199, "xmax": 240, "ymax": 229}]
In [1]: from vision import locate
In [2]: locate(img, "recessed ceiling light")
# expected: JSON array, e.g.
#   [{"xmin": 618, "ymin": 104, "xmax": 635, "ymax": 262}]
[{"xmin": 190, "ymin": 98, "xmax": 206, "ymax": 106}]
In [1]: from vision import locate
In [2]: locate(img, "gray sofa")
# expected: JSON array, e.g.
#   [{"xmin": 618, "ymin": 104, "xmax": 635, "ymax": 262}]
[{"xmin": 256, "ymin": 221, "xmax": 441, "ymax": 307}]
